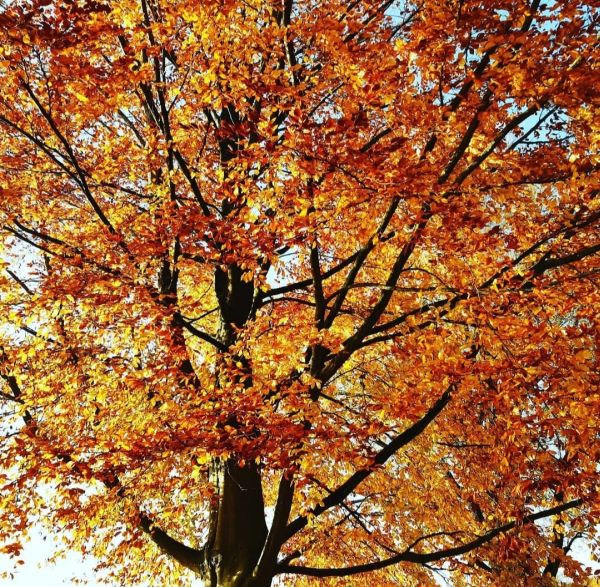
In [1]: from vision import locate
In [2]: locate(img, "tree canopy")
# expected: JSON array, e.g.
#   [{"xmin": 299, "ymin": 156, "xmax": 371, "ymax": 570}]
[{"xmin": 0, "ymin": 0, "xmax": 598, "ymax": 585}]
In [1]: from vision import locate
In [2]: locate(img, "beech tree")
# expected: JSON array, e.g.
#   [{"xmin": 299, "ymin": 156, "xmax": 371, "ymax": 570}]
[{"xmin": 0, "ymin": 0, "xmax": 598, "ymax": 585}]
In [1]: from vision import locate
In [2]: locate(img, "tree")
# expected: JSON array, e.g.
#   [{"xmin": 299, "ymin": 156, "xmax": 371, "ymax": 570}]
[{"xmin": 0, "ymin": 0, "xmax": 598, "ymax": 584}]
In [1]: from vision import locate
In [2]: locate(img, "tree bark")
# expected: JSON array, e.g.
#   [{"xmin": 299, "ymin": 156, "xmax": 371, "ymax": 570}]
[{"xmin": 201, "ymin": 459, "xmax": 269, "ymax": 587}]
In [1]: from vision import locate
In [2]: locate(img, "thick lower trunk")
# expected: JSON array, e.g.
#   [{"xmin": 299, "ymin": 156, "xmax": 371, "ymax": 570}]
[{"xmin": 202, "ymin": 459, "xmax": 269, "ymax": 587}]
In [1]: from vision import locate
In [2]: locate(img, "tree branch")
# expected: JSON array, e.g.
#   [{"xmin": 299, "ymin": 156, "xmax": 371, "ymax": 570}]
[
  {"xmin": 1, "ymin": 353, "xmax": 204, "ymax": 573},
  {"xmin": 283, "ymin": 383, "xmax": 455, "ymax": 541},
  {"xmin": 310, "ymin": 243, "xmax": 326, "ymax": 328},
  {"xmin": 20, "ymin": 80, "xmax": 117, "ymax": 234},
  {"xmin": 531, "ymin": 243, "xmax": 600, "ymax": 275},
  {"xmin": 321, "ymin": 205, "xmax": 429, "ymax": 381},
  {"xmin": 279, "ymin": 499, "xmax": 583, "ymax": 577},
  {"xmin": 251, "ymin": 474, "xmax": 295, "ymax": 584},
  {"xmin": 139, "ymin": 514, "xmax": 203, "ymax": 574},
  {"xmin": 362, "ymin": 209, "xmax": 600, "ymax": 345},
  {"xmin": 453, "ymin": 102, "xmax": 544, "ymax": 185},
  {"xmin": 174, "ymin": 313, "xmax": 228, "ymax": 352},
  {"xmin": 324, "ymin": 196, "xmax": 400, "ymax": 329},
  {"xmin": 258, "ymin": 250, "xmax": 363, "ymax": 300}
]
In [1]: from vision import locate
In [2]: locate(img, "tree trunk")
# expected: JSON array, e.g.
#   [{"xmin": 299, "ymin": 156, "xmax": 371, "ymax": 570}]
[
  {"xmin": 201, "ymin": 459, "xmax": 269, "ymax": 587},
  {"xmin": 199, "ymin": 252, "xmax": 274, "ymax": 586},
  {"xmin": 201, "ymin": 123, "xmax": 278, "ymax": 584}
]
